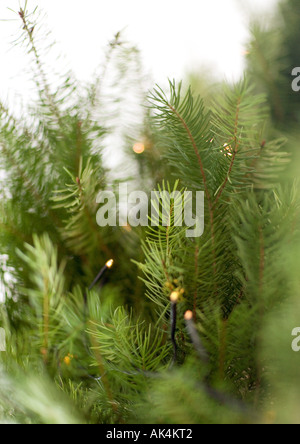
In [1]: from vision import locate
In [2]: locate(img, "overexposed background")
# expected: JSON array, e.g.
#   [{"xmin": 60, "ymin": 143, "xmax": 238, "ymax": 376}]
[{"xmin": 0, "ymin": 0, "xmax": 278, "ymax": 107}]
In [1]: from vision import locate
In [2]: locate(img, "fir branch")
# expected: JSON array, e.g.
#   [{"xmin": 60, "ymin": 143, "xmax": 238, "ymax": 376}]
[
  {"xmin": 0, "ymin": 141, "xmax": 42, "ymax": 205},
  {"xmin": 193, "ymin": 245, "xmax": 199, "ymax": 319},
  {"xmin": 18, "ymin": 7, "xmax": 62, "ymax": 124},
  {"xmin": 149, "ymin": 82, "xmax": 217, "ymax": 276},
  {"xmin": 219, "ymin": 319, "xmax": 228, "ymax": 380},
  {"xmin": 258, "ymin": 226, "xmax": 265, "ymax": 298},
  {"xmin": 88, "ymin": 320, "xmax": 118, "ymax": 413},
  {"xmin": 52, "ymin": 158, "xmax": 112, "ymax": 257},
  {"xmin": 167, "ymin": 101, "xmax": 212, "ymax": 205},
  {"xmin": 250, "ymin": 29, "xmax": 284, "ymax": 122},
  {"xmin": 167, "ymin": 100, "xmax": 217, "ymax": 274},
  {"xmin": 213, "ymin": 97, "xmax": 241, "ymax": 208}
]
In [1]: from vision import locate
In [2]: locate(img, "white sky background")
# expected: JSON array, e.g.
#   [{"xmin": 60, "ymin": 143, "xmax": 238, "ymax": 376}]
[{"xmin": 0, "ymin": 0, "xmax": 279, "ymax": 107}]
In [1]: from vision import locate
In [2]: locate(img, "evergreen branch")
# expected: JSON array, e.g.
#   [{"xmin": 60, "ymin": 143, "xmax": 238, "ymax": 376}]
[
  {"xmin": 88, "ymin": 31, "xmax": 125, "ymax": 111},
  {"xmin": 16, "ymin": 234, "xmax": 66, "ymax": 360},
  {"xmin": 18, "ymin": 7, "xmax": 62, "ymax": 123},
  {"xmin": 0, "ymin": 140, "xmax": 62, "ymax": 230},
  {"xmin": 219, "ymin": 319, "xmax": 228, "ymax": 380},
  {"xmin": 193, "ymin": 245, "xmax": 199, "ymax": 319},
  {"xmin": 167, "ymin": 99, "xmax": 217, "ymax": 275},
  {"xmin": 88, "ymin": 320, "xmax": 118, "ymax": 412},
  {"xmin": 258, "ymin": 226, "xmax": 265, "ymax": 298},
  {"xmin": 76, "ymin": 174, "xmax": 111, "ymax": 257},
  {"xmin": 149, "ymin": 82, "xmax": 217, "ymax": 275},
  {"xmin": 167, "ymin": 102, "xmax": 212, "ymax": 205},
  {"xmin": 42, "ymin": 276, "xmax": 50, "ymax": 363},
  {"xmin": 250, "ymin": 29, "xmax": 284, "ymax": 122},
  {"xmin": 0, "ymin": 141, "xmax": 42, "ymax": 205},
  {"xmin": 213, "ymin": 97, "xmax": 241, "ymax": 208},
  {"xmin": 52, "ymin": 158, "xmax": 112, "ymax": 257},
  {"xmin": 200, "ymin": 383, "xmax": 255, "ymax": 418}
]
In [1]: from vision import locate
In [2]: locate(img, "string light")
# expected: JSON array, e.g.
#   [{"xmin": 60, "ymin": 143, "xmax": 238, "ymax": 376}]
[
  {"xmin": 184, "ymin": 310, "xmax": 193, "ymax": 321},
  {"xmin": 170, "ymin": 291, "xmax": 179, "ymax": 365},
  {"xmin": 88, "ymin": 259, "xmax": 114, "ymax": 291},
  {"xmin": 133, "ymin": 142, "xmax": 145, "ymax": 154},
  {"xmin": 170, "ymin": 291, "xmax": 179, "ymax": 302},
  {"xmin": 184, "ymin": 310, "xmax": 209, "ymax": 364},
  {"xmin": 106, "ymin": 259, "xmax": 114, "ymax": 269}
]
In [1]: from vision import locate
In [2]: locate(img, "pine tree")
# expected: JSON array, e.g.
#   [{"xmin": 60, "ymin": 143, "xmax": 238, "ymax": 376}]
[{"xmin": 0, "ymin": 2, "xmax": 299, "ymax": 424}]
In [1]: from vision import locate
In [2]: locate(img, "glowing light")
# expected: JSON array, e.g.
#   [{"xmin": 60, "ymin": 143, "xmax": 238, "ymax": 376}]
[
  {"xmin": 106, "ymin": 259, "xmax": 114, "ymax": 269},
  {"xmin": 133, "ymin": 142, "xmax": 145, "ymax": 154},
  {"xmin": 184, "ymin": 310, "xmax": 193, "ymax": 321},
  {"xmin": 170, "ymin": 291, "xmax": 180, "ymax": 302}
]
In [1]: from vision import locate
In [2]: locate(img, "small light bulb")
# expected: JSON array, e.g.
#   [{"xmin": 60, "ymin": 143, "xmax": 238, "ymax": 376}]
[
  {"xmin": 106, "ymin": 259, "xmax": 114, "ymax": 269},
  {"xmin": 170, "ymin": 291, "xmax": 179, "ymax": 302},
  {"xmin": 184, "ymin": 310, "xmax": 193, "ymax": 321},
  {"xmin": 133, "ymin": 142, "xmax": 145, "ymax": 154}
]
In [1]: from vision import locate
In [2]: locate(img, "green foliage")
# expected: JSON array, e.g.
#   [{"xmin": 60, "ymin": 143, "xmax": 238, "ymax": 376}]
[
  {"xmin": 52, "ymin": 157, "xmax": 107, "ymax": 257},
  {"xmin": 134, "ymin": 361, "xmax": 251, "ymax": 424},
  {"xmin": 246, "ymin": 0, "xmax": 300, "ymax": 127},
  {"xmin": 0, "ymin": 0, "xmax": 299, "ymax": 425}
]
